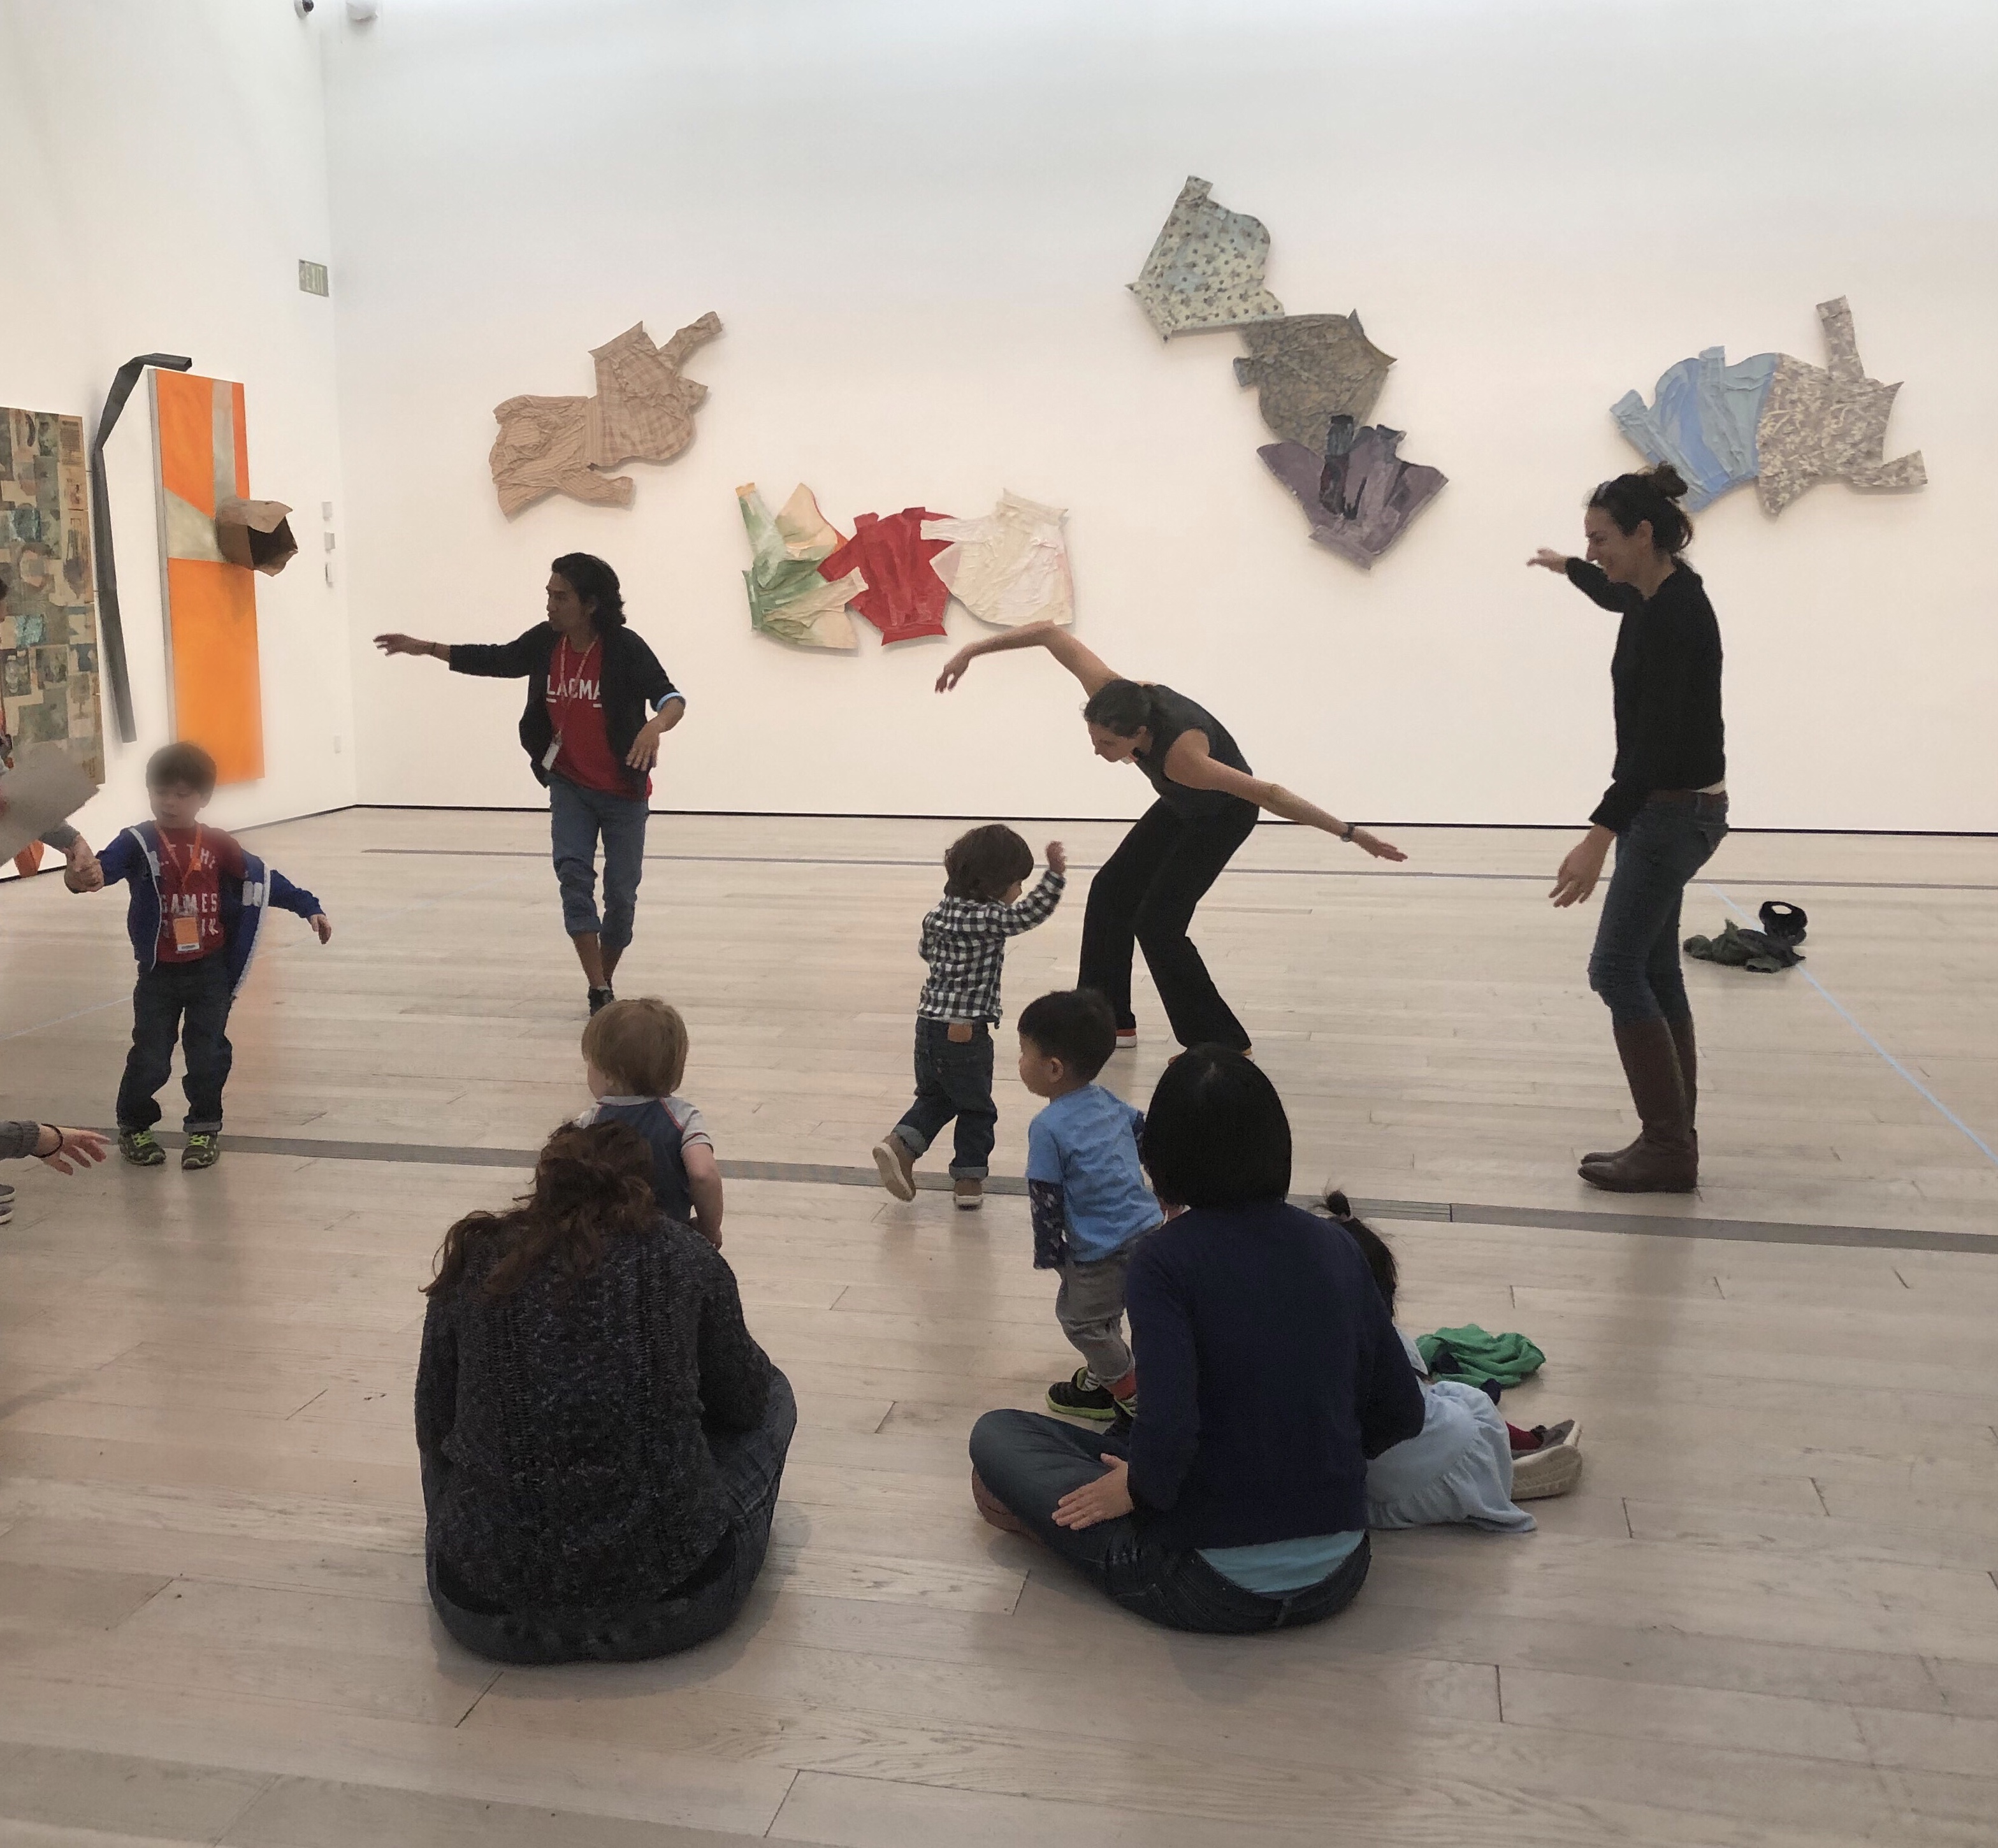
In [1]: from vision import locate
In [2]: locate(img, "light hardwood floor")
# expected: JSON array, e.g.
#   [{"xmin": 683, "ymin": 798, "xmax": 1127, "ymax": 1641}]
[{"xmin": 1, "ymin": 810, "xmax": 1995, "ymax": 1846}]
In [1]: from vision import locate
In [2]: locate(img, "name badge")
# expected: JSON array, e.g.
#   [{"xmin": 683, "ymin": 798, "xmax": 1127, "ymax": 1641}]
[
  {"xmin": 542, "ymin": 734, "xmax": 563, "ymax": 770},
  {"xmin": 172, "ymin": 915, "xmax": 201, "ymax": 952}
]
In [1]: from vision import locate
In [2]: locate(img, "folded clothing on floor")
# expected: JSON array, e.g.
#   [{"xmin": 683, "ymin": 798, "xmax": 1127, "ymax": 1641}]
[{"xmin": 1416, "ymin": 1325, "xmax": 1546, "ymax": 1389}]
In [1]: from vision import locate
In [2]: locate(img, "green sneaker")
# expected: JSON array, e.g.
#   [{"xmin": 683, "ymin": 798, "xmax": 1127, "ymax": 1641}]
[
  {"xmin": 118, "ymin": 1128, "xmax": 166, "ymax": 1167},
  {"xmin": 181, "ymin": 1132, "xmax": 221, "ymax": 1171},
  {"xmin": 1046, "ymin": 1368, "xmax": 1120, "ymax": 1424}
]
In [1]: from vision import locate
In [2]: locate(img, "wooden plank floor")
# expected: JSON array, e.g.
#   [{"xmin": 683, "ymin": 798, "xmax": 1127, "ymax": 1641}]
[{"xmin": 1, "ymin": 811, "xmax": 1995, "ymax": 1845}]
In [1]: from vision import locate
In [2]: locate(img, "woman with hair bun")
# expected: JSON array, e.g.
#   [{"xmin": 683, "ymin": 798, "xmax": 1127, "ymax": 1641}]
[
  {"xmin": 1530, "ymin": 463, "xmax": 1728, "ymax": 1193},
  {"xmin": 934, "ymin": 623, "xmax": 1405, "ymax": 1053}
]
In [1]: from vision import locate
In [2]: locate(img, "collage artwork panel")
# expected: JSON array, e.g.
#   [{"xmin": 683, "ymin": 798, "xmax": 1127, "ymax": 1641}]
[{"xmin": 0, "ymin": 408, "xmax": 105, "ymax": 784}]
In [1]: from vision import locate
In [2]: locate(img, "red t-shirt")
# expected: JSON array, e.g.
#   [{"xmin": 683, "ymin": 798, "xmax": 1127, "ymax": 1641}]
[
  {"xmin": 545, "ymin": 637, "xmax": 649, "ymax": 797},
  {"xmin": 155, "ymin": 827, "xmax": 246, "ymax": 965}
]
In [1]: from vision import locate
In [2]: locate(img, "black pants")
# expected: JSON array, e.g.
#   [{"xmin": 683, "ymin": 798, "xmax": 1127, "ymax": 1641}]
[
  {"xmin": 425, "ymin": 1370, "xmax": 797, "ymax": 1666},
  {"xmin": 969, "ymin": 1410, "xmax": 1371, "ymax": 1635},
  {"xmin": 890, "ymin": 1018, "xmax": 997, "ymax": 1178},
  {"xmin": 115, "ymin": 955, "xmax": 234, "ymax": 1134},
  {"xmin": 1078, "ymin": 800, "xmax": 1259, "ymax": 1050}
]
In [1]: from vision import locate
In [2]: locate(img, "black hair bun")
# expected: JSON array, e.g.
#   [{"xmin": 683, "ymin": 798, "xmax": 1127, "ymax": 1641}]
[{"xmin": 1646, "ymin": 463, "xmax": 1690, "ymax": 501}]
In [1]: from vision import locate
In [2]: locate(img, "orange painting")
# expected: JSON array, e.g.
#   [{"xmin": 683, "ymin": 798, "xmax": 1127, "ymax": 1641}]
[{"xmin": 150, "ymin": 370, "xmax": 264, "ymax": 783}]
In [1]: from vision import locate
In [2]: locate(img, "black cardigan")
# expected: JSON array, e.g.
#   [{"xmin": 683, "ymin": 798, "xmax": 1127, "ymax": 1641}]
[
  {"xmin": 1124, "ymin": 1201, "xmax": 1424, "ymax": 1550},
  {"xmin": 449, "ymin": 621, "xmax": 682, "ymax": 795},
  {"xmin": 1566, "ymin": 559, "xmax": 1725, "ymax": 832},
  {"xmin": 416, "ymin": 1218, "xmax": 774, "ymax": 1612}
]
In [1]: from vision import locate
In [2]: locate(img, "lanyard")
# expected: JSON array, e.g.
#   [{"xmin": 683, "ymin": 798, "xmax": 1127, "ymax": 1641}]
[{"xmin": 159, "ymin": 827, "xmax": 203, "ymax": 884}]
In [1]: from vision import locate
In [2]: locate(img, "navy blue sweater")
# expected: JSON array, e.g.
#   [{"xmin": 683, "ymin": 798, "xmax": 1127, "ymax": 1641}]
[{"xmin": 1125, "ymin": 1201, "xmax": 1424, "ymax": 1549}]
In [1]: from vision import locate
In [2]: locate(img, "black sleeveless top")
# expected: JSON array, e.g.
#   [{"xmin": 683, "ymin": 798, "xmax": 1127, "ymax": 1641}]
[{"xmin": 1133, "ymin": 685, "xmax": 1257, "ymax": 821}]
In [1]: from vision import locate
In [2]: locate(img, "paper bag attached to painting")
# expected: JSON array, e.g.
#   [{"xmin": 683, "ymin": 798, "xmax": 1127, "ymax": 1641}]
[{"xmin": 0, "ymin": 408, "xmax": 106, "ymax": 787}]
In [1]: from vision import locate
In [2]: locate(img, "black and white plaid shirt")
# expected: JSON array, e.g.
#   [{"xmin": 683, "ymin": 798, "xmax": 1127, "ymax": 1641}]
[{"xmin": 915, "ymin": 869, "xmax": 1066, "ymax": 1024}]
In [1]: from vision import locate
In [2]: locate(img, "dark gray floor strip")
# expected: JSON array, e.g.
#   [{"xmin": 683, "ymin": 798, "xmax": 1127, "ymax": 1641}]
[
  {"xmin": 356, "ymin": 848, "xmax": 1998, "ymax": 895},
  {"xmin": 134, "ymin": 1131, "xmax": 1994, "ymax": 1254}
]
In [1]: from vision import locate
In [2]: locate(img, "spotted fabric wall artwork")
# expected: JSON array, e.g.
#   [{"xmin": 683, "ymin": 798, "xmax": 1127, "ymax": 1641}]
[
  {"xmin": 1234, "ymin": 313, "xmax": 1396, "ymax": 451},
  {"xmin": 1129, "ymin": 177, "xmax": 1284, "ymax": 339},
  {"xmin": 0, "ymin": 407, "xmax": 106, "ymax": 787},
  {"xmin": 491, "ymin": 314, "xmax": 722, "ymax": 517},
  {"xmin": 1612, "ymin": 298, "xmax": 1925, "ymax": 517}
]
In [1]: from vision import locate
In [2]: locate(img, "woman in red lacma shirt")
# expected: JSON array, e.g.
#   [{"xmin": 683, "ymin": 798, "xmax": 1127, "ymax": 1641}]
[{"xmin": 377, "ymin": 554, "xmax": 685, "ymax": 1014}]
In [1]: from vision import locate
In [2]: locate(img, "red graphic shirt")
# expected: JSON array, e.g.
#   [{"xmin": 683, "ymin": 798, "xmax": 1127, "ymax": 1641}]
[
  {"xmin": 544, "ymin": 636, "xmax": 648, "ymax": 797},
  {"xmin": 155, "ymin": 827, "xmax": 247, "ymax": 965},
  {"xmin": 819, "ymin": 508, "xmax": 953, "ymax": 644}
]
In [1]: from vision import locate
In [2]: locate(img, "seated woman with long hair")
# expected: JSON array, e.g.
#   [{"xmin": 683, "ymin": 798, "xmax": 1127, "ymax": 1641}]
[
  {"xmin": 969, "ymin": 1048, "xmax": 1423, "ymax": 1634},
  {"xmin": 416, "ymin": 1121, "xmax": 794, "ymax": 1664}
]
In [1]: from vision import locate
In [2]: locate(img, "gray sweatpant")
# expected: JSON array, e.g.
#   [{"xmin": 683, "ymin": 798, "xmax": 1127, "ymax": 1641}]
[{"xmin": 1055, "ymin": 1246, "xmax": 1136, "ymax": 1388}]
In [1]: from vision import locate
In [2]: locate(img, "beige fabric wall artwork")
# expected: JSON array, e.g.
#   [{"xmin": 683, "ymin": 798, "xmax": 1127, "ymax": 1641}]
[
  {"xmin": 1, "ymin": 408, "xmax": 105, "ymax": 787},
  {"xmin": 490, "ymin": 313, "xmax": 723, "ymax": 517},
  {"xmin": 1129, "ymin": 176, "xmax": 1284, "ymax": 338},
  {"xmin": 923, "ymin": 493, "xmax": 1074, "ymax": 628}
]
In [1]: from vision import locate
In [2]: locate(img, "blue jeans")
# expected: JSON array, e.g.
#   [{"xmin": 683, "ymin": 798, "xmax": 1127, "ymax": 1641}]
[
  {"xmin": 969, "ymin": 1410, "xmax": 1372, "ymax": 1636},
  {"xmin": 425, "ymin": 1371, "xmax": 795, "ymax": 1665},
  {"xmin": 548, "ymin": 772, "xmax": 649, "ymax": 953},
  {"xmin": 1588, "ymin": 794, "xmax": 1729, "ymax": 1024},
  {"xmin": 891, "ymin": 1018, "xmax": 996, "ymax": 1178}
]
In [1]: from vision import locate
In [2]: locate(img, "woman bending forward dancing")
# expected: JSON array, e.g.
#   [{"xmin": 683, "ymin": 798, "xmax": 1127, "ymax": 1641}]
[
  {"xmin": 1531, "ymin": 463, "xmax": 1728, "ymax": 1193},
  {"xmin": 936, "ymin": 622, "xmax": 1404, "ymax": 1053}
]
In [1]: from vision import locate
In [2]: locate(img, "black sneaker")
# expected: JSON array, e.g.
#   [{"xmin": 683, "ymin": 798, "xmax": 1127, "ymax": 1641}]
[
  {"xmin": 588, "ymin": 986, "xmax": 615, "ymax": 1015},
  {"xmin": 118, "ymin": 1128, "xmax": 167, "ymax": 1167},
  {"xmin": 1046, "ymin": 1368, "xmax": 1119, "ymax": 1424},
  {"xmin": 181, "ymin": 1132, "xmax": 221, "ymax": 1171}
]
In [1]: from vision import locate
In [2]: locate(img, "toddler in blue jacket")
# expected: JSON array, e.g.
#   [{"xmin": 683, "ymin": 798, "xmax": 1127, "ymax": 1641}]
[{"xmin": 69, "ymin": 742, "xmax": 330, "ymax": 1170}]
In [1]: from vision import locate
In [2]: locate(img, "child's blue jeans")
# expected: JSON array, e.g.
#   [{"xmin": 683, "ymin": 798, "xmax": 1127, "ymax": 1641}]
[{"xmin": 890, "ymin": 1018, "xmax": 995, "ymax": 1178}]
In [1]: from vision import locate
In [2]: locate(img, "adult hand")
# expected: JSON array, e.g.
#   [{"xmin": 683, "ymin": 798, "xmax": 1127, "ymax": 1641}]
[
  {"xmin": 36, "ymin": 1125, "xmax": 110, "ymax": 1174},
  {"xmin": 310, "ymin": 914, "xmax": 333, "ymax": 944},
  {"xmin": 1551, "ymin": 828, "xmax": 1612, "ymax": 907},
  {"xmin": 1045, "ymin": 840, "xmax": 1067, "ymax": 877},
  {"xmin": 934, "ymin": 647, "xmax": 976, "ymax": 693},
  {"xmin": 625, "ymin": 716, "xmax": 667, "ymax": 772},
  {"xmin": 1528, "ymin": 549, "xmax": 1572, "ymax": 574},
  {"xmin": 373, "ymin": 633, "xmax": 432, "ymax": 657},
  {"xmin": 64, "ymin": 839, "xmax": 104, "ymax": 892},
  {"xmin": 1051, "ymin": 1455, "xmax": 1134, "ymax": 1531},
  {"xmin": 1349, "ymin": 827, "xmax": 1407, "ymax": 863}
]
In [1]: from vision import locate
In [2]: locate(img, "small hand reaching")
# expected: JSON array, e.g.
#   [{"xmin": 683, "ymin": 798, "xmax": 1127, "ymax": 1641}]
[
  {"xmin": 310, "ymin": 914, "xmax": 333, "ymax": 944},
  {"xmin": 1528, "ymin": 549, "xmax": 1571, "ymax": 574},
  {"xmin": 1045, "ymin": 840, "xmax": 1067, "ymax": 877}
]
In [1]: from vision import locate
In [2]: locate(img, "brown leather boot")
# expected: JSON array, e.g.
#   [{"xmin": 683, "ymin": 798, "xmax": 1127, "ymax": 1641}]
[
  {"xmin": 1584, "ymin": 1013, "xmax": 1698, "ymax": 1167},
  {"xmin": 1580, "ymin": 1018, "xmax": 1697, "ymax": 1192}
]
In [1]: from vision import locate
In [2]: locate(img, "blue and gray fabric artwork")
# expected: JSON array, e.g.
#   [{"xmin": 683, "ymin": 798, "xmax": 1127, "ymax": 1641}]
[{"xmin": 1611, "ymin": 347, "xmax": 1777, "ymax": 509}]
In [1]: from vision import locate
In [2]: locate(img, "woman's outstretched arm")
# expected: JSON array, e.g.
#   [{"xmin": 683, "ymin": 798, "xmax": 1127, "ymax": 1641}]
[
  {"xmin": 1161, "ymin": 733, "xmax": 1408, "ymax": 862},
  {"xmin": 934, "ymin": 619, "xmax": 1118, "ymax": 697}
]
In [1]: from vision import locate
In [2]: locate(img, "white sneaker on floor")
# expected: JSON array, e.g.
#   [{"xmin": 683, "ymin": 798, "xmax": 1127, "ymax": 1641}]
[
  {"xmin": 1510, "ymin": 1420, "xmax": 1583, "ymax": 1501},
  {"xmin": 1115, "ymin": 1027, "xmax": 1138, "ymax": 1050}
]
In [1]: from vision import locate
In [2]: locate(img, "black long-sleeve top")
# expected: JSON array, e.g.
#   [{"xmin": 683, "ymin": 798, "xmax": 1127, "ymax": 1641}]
[
  {"xmin": 449, "ymin": 621, "xmax": 681, "ymax": 795},
  {"xmin": 1566, "ymin": 558, "xmax": 1725, "ymax": 833},
  {"xmin": 415, "ymin": 1218, "xmax": 773, "ymax": 1612},
  {"xmin": 1124, "ymin": 1201, "xmax": 1424, "ymax": 1550}
]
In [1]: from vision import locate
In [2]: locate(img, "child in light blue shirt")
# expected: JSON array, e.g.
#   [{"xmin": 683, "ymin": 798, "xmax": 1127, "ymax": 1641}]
[{"xmin": 1017, "ymin": 990, "xmax": 1161, "ymax": 1424}]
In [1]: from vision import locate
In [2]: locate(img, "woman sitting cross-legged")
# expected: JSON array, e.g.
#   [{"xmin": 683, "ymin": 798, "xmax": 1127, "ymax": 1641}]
[
  {"xmin": 416, "ymin": 1120, "xmax": 794, "ymax": 1664},
  {"xmin": 968, "ymin": 1048, "xmax": 1424, "ymax": 1634}
]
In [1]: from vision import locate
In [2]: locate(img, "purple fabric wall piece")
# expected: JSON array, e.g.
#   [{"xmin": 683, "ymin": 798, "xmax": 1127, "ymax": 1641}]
[{"xmin": 1259, "ymin": 417, "xmax": 1446, "ymax": 568}]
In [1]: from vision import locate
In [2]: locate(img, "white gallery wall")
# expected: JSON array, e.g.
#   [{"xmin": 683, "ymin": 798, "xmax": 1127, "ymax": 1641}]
[
  {"xmin": 321, "ymin": 0, "xmax": 1998, "ymax": 830},
  {"xmin": 0, "ymin": 1, "xmax": 359, "ymax": 861}
]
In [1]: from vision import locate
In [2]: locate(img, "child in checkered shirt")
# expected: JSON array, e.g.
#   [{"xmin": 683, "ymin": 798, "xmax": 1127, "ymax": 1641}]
[{"xmin": 872, "ymin": 825, "xmax": 1065, "ymax": 1211}]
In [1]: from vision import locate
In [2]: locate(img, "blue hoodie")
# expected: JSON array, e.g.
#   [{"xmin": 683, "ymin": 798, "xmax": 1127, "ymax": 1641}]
[{"xmin": 95, "ymin": 823, "xmax": 324, "ymax": 995}]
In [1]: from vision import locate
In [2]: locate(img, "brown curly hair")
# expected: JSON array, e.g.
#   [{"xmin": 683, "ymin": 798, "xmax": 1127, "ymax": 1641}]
[{"xmin": 424, "ymin": 1121, "xmax": 661, "ymax": 1301}]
